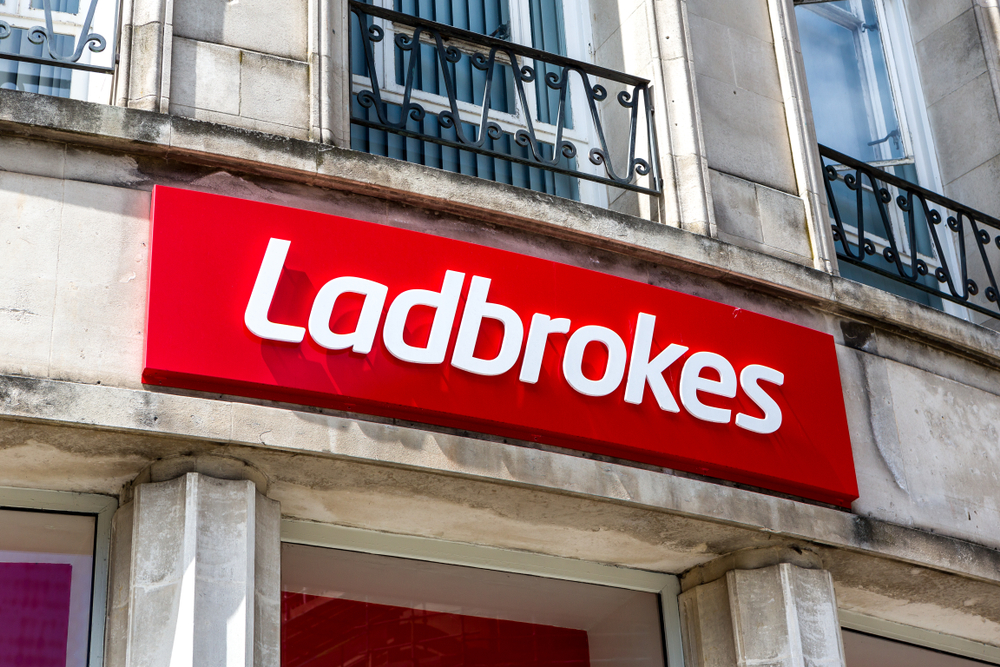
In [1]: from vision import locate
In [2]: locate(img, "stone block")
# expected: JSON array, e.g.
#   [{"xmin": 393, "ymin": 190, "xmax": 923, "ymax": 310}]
[
  {"xmin": 617, "ymin": 2, "xmax": 656, "ymax": 74},
  {"xmin": 697, "ymin": 75, "xmax": 797, "ymax": 194},
  {"xmin": 62, "ymin": 147, "xmax": 145, "ymax": 189},
  {"xmin": 710, "ymin": 169, "xmax": 763, "ymax": 243},
  {"xmin": 681, "ymin": 563, "xmax": 845, "ymax": 667},
  {"xmin": 105, "ymin": 502, "xmax": 134, "ymax": 667},
  {"xmin": 589, "ymin": 0, "xmax": 626, "ymax": 54},
  {"xmin": 944, "ymin": 152, "xmax": 1000, "ymax": 216},
  {"xmin": 928, "ymin": 72, "xmax": 1000, "ymax": 183},
  {"xmin": 131, "ymin": 0, "xmax": 170, "ymax": 34},
  {"xmin": 679, "ymin": 578, "xmax": 737, "ymax": 667},
  {"xmin": 170, "ymin": 37, "xmax": 242, "ymax": 117},
  {"xmin": 255, "ymin": 493, "xmax": 281, "ymax": 667},
  {"xmin": 730, "ymin": 29, "xmax": 782, "ymax": 103},
  {"xmin": 757, "ymin": 182, "xmax": 810, "ymax": 258},
  {"xmin": 0, "ymin": 172, "xmax": 62, "ymax": 378},
  {"xmin": 689, "ymin": 14, "xmax": 735, "ymax": 86},
  {"xmin": 0, "ymin": 135, "xmax": 66, "ymax": 180},
  {"xmin": 883, "ymin": 359, "xmax": 1000, "ymax": 546},
  {"xmin": 914, "ymin": 8, "xmax": 987, "ymax": 106},
  {"xmin": 686, "ymin": 0, "xmax": 772, "ymax": 44},
  {"xmin": 168, "ymin": 114, "xmax": 318, "ymax": 171},
  {"xmin": 651, "ymin": 0, "xmax": 687, "ymax": 62},
  {"xmin": 907, "ymin": 0, "xmax": 974, "ymax": 44},
  {"xmin": 47, "ymin": 180, "xmax": 150, "ymax": 388},
  {"xmin": 239, "ymin": 51, "xmax": 311, "ymax": 132},
  {"xmin": 172, "ymin": 0, "xmax": 309, "ymax": 62}
]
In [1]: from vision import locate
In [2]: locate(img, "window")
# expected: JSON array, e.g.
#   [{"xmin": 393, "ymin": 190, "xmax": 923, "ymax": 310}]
[
  {"xmin": 796, "ymin": 0, "xmax": 964, "ymax": 315},
  {"xmin": 0, "ymin": 0, "xmax": 118, "ymax": 103},
  {"xmin": 348, "ymin": 0, "xmax": 659, "ymax": 205},
  {"xmin": 0, "ymin": 487, "xmax": 116, "ymax": 667},
  {"xmin": 351, "ymin": 0, "xmax": 597, "ymax": 202},
  {"xmin": 280, "ymin": 521, "xmax": 677, "ymax": 667}
]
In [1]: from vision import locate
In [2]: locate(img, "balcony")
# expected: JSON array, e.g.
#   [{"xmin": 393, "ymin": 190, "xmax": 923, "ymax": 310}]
[
  {"xmin": 820, "ymin": 144, "xmax": 1000, "ymax": 323},
  {"xmin": 348, "ymin": 0, "xmax": 661, "ymax": 200},
  {"xmin": 0, "ymin": 0, "xmax": 117, "ymax": 103}
]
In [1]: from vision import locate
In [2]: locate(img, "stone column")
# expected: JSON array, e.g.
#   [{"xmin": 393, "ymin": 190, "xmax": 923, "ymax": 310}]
[
  {"xmin": 679, "ymin": 548, "xmax": 846, "ymax": 667},
  {"xmin": 113, "ymin": 0, "xmax": 173, "ymax": 111},
  {"xmin": 105, "ymin": 470, "xmax": 280, "ymax": 667}
]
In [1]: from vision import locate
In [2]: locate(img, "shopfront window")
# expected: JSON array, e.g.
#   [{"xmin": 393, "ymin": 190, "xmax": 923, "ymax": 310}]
[
  {"xmin": 0, "ymin": 507, "xmax": 96, "ymax": 667},
  {"xmin": 844, "ymin": 630, "xmax": 994, "ymax": 667},
  {"xmin": 281, "ymin": 543, "xmax": 667, "ymax": 667}
]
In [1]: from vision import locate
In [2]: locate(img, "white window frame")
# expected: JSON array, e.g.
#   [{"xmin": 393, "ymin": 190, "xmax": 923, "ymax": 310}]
[
  {"xmin": 840, "ymin": 609, "xmax": 1000, "ymax": 664},
  {"xmin": 281, "ymin": 519, "xmax": 685, "ymax": 667},
  {"xmin": 0, "ymin": 485, "xmax": 117, "ymax": 667},
  {"xmin": 354, "ymin": 0, "xmax": 608, "ymax": 205}
]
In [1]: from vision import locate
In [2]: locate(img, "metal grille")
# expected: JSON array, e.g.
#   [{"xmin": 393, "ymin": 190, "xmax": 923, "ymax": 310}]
[
  {"xmin": 349, "ymin": 0, "xmax": 662, "ymax": 195},
  {"xmin": 0, "ymin": 0, "xmax": 117, "ymax": 74},
  {"xmin": 820, "ymin": 144, "xmax": 1000, "ymax": 320}
]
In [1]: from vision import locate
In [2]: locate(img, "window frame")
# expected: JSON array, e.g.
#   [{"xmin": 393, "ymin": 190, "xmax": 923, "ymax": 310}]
[
  {"xmin": 800, "ymin": 1, "xmax": 910, "ymax": 166},
  {"xmin": 0, "ymin": 485, "xmax": 117, "ymax": 667},
  {"xmin": 281, "ymin": 518, "xmax": 686, "ymax": 667},
  {"xmin": 840, "ymin": 609, "xmax": 1000, "ymax": 664}
]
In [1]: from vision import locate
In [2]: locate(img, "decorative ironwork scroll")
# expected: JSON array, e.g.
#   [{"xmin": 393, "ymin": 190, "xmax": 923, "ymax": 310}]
[
  {"xmin": 0, "ymin": 0, "xmax": 118, "ymax": 74},
  {"xmin": 820, "ymin": 144, "xmax": 1000, "ymax": 320},
  {"xmin": 349, "ymin": 0, "xmax": 662, "ymax": 195}
]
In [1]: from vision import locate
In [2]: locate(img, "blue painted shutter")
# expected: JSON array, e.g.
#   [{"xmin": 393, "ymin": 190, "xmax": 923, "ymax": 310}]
[
  {"xmin": 0, "ymin": 29, "xmax": 74, "ymax": 96},
  {"xmin": 352, "ymin": 0, "xmax": 581, "ymax": 200}
]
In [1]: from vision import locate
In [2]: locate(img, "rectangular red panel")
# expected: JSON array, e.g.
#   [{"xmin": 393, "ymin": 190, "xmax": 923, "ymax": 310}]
[
  {"xmin": 143, "ymin": 186, "xmax": 858, "ymax": 506},
  {"xmin": 281, "ymin": 594, "xmax": 590, "ymax": 667}
]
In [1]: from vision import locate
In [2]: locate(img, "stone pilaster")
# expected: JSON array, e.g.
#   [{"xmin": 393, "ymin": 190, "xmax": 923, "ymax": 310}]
[
  {"xmin": 680, "ymin": 550, "xmax": 845, "ymax": 667},
  {"xmin": 105, "ymin": 472, "xmax": 280, "ymax": 667}
]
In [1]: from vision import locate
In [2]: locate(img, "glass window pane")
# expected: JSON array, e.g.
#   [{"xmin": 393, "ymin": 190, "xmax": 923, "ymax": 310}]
[
  {"xmin": 796, "ymin": 0, "xmax": 905, "ymax": 162},
  {"xmin": 282, "ymin": 544, "xmax": 666, "ymax": 667},
  {"xmin": 0, "ymin": 508, "xmax": 96, "ymax": 667}
]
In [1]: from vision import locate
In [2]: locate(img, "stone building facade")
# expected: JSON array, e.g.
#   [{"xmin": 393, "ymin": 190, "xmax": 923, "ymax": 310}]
[{"xmin": 1, "ymin": 0, "xmax": 1000, "ymax": 665}]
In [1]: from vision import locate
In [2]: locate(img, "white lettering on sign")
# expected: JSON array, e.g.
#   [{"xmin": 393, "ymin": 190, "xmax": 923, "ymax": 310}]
[
  {"xmin": 452, "ymin": 276, "xmax": 525, "ymax": 377},
  {"xmin": 245, "ymin": 238, "xmax": 785, "ymax": 433},
  {"xmin": 624, "ymin": 312, "xmax": 688, "ymax": 412}
]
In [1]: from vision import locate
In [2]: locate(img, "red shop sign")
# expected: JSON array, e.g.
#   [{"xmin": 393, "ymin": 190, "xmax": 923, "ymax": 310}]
[{"xmin": 144, "ymin": 186, "xmax": 858, "ymax": 506}]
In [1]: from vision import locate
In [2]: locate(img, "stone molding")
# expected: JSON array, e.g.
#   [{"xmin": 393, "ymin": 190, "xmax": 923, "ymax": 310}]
[{"xmin": 680, "ymin": 544, "xmax": 824, "ymax": 592}]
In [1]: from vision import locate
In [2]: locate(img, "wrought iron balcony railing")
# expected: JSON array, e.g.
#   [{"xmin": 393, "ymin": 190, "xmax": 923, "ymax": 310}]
[
  {"xmin": 0, "ymin": 0, "xmax": 117, "ymax": 75},
  {"xmin": 349, "ymin": 0, "xmax": 661, "ymax": 195},
  {"xmin": 820, "ymin": 144, "xmax": 1000, "ymax": 320}
]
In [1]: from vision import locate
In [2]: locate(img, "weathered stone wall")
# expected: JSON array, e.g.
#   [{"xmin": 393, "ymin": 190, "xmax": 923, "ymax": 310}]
[
  {"xmin": 2, "ymin": 93, "xmax": 1000, "ymax": 651},
  {"xmin": 907, "ymin": 0, "xmax": 1000, "ymax": 217},
  {"xmin": 169, "ymin": 0, "xmax": 313, "ymax": 138},
  {"xmin": 116, "ymin": 0, "xmax": 319, "ymax": 139},
  {"xmin": 685, "ymin": 0, "xmax": 825, "ymax": 268}
]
